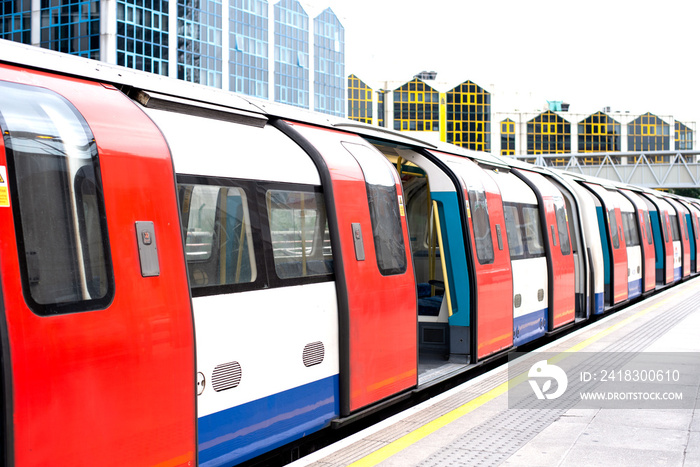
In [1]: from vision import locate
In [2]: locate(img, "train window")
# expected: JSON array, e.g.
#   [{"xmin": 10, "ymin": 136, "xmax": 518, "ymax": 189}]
[
  {"xmin": 503, "ymin": 204, "xmax": 525, "ymax": 259},
  {"xmin": 660, "ymin": 212, "xmax": 669, "ymax": 243},
  {"xmin": 266, "ymin": 189, "xmax": 333, "ymax": 279},
  {"xmin": 342, "ymin": 142, "xmax": 407, "ymax": 276},
  {"xmin": 504, "ymin": 202, "xmax": 545, "ymax": 260},
  {"xmin": 0, "ymin": 81, "xmax": 113, "ymax": 315},
  {"xmin": 682, "ymin": 215, "xmax": 688, "ymax": 240},
  {"xmin": 179, "ymin": 183, "xmax": 257, "ymax": 287},
  {"xmin": 646, "ymin": 212, "xmax": 654, "ymax": 245},
  {"xmin": 608, "ymin": 209, "xmax": 620, "ymax": 249},
  {"xmin": 522, "ymin": 206, "xmax": 545, "ymax": 257},
  {"xmin": 554, "ymin": 197, "xmax": 571, "ymax": 255},
  {"xmin": 669, "ymin": 215, "xmax": 680, "ymax": 241},
  {"xmin": 467, "ymin": 185, "xmax": 494, "ymax": 265},
  {"xmin": 621, "ymin": 212, "xmax": 640, "ymax": 247}
]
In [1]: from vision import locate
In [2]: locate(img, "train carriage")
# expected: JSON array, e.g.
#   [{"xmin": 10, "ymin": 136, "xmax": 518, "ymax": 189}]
[{"xmin": 1, "ymin": 39, "xmax": 699, "ymax": 467}]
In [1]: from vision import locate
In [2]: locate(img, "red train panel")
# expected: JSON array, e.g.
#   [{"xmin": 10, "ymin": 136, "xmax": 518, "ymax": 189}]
[
  {"xmin": 289, "ymin": 122, "xmax": 417, "ymax": 414},
  {"xmin": 515, "ymin": 170, "xmax": 575, "ymax": 329},
  {"xmin": 643, "ymin": 193, "xmax": 675, "ymax": 284},
  {"xmin": 667, "ymin": 198, "xmax": 691, "ymax": 278},
  {"xmin": 687, "ymin": 202, "xmax": 700, "ymax": 272},
  {"xmin": 0, "ymin": 66, "xmax": 196, "ymax": 465},
  {"xmin": 620, "ymin": 189, "xmax": 656, "ymax": 292},
  {"xmin": 585, "ymin": 183, "xmax": 628, "ymax": 304},
  {"xmin": 438, "ymin": 154, "xmax": 513, "ymax": 359}
]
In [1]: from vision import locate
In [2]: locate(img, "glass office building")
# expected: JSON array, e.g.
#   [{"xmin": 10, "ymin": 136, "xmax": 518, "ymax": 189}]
[
  {"xmin": 230, "ymin": 0, "xmax": 269, "ymax": 99},
  {"xmin": 313, "ymin": 8, "xmax": 344, "ymax": 117},
  {"xmin": 116, "ymin": 1, "xmax": 169, "ymax": 75},
  {"xmin": 273, "ymin": 0, "xmax": 308, "ymax": 108},
  {"xmin": 1, "ymin": 1, "xmax": 31, "ymax": 45},
  {"xmin": 1, "ymin": 0, "xmax": 345, "ymax": 115}
]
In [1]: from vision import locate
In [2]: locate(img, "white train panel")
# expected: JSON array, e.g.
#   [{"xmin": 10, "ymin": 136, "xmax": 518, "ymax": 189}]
[
  {"xmin": 511, "ymin": 257, "xmax": 548, "ymax": 344},
  {"xmin": 193, "ymin": 282, "xmax": 339, "ymax": 417},
  {"xmin": 144, "ymin": 107, "xmax": 322, "ymax": 185}
]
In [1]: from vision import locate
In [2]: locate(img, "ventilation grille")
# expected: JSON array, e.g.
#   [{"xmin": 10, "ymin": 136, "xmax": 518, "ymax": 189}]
[
  {"xmin": 303, "ymin": 341, "xmax": 325, "ymax": 367},
  {"xmin": 212, "ymin": 361, "xmax": 242, "ymax": 392},
  {"xmin": 514, "ymin": 294, "xmax": 522, "ymax": 308},
  {"xmin": 537, "ymin": 289, "xmax": 545, "ymax": 302},
  {"xmin": 423, "ymin": 327, "xmax": 446, "ymax": 344}
]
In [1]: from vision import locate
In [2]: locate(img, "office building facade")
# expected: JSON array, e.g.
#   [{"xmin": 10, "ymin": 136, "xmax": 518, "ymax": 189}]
[
  {"xmin": 348, "ymin": 73, "xmax": 695, "ymax": 160},
  {"xmin": 0, "ymin": 0, "xmax": 344, "ymax": 116}
]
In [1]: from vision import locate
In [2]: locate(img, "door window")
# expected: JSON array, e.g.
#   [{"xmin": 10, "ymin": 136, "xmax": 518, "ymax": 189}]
[{"xmin": 0, "ymin": 81, "xmax": 113, "ymax": 315}]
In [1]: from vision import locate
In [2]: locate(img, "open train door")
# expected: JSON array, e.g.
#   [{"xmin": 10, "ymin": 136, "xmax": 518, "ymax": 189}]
[
  {"xmin": 513, "ymin": 170, "xmax": 575, "ymax": 330},
  {"xmin": 276, "ymin": 121, "xmax": 417, "ymax": 416}
]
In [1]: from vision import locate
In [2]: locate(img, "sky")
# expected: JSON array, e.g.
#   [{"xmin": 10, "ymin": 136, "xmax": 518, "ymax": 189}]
[{"xmin": 305, "ymin": 0, "xmax": 700, "ymax": 124}]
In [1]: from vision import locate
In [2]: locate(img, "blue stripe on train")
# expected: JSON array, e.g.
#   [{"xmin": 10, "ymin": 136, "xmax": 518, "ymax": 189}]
[
  {"xmin": 593, "ymin": 292, "xmax": 605, "ymax": 315},
  {"xmin": 514, "ymin": 307, "xmax": 547, "ymax": 346},
  {"xmin": 628, "ymin": 278, "xmax": 642, "ymax": 299},
  {"xmin": 198, "ymin": 374, "xmax": 339, "ymax": 467},
  {"xmin": 674, "ymin": 266, "xmax": 682, "ymax": 281},
  {"xmin": 596, "ymin": 207, "xmax": 611, "ymax": 286}
]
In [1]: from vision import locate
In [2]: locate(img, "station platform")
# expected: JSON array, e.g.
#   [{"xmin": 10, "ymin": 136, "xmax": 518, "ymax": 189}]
[{"xmin": 292, "ymin": 278, "xmax": 700, "ymax": 467}]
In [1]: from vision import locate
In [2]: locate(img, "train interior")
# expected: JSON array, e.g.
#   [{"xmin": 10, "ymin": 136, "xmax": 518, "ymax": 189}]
[{"xmin": 365, "ymin": 140, "xmax": 476, "ymax": 385}]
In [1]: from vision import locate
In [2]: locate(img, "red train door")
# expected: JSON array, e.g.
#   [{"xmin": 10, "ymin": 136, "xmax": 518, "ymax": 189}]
[
  {"xmin": 0, "ymin": 68, "xmax": 196, "ymax": 465},
  {"xmin": 620, "ymin": 189, "xmax": 656, "ymax": 292},
  {"xmin": 667, "ymin": 199, "xmax": 691, "ymax": 278},
  {"xmin": 688, "ymin": 202, "xmax": 700, "ymax": 272},
  {"xmin": 515, "ymin": 170, "xmax": 575, "ymax": 330},
  {"xmin": 440, "ymin": 155, "xmax": 513, "ymax": 360},
  {"xmin": 283, "ymin": 122, "xmax": 417, "ymax": 415},
  {"xmin": 643, "ymin": 194, "xmax": 675, "ymax": 284},
  {"xmin": 585, "ymin": 183, "xmax": 628, "ymax": 304}
]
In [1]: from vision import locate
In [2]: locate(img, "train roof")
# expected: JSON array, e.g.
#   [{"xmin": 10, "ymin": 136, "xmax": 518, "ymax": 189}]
[{"xmin": 0, "ymin": 39, "xmax": 601, "ymax": 182}]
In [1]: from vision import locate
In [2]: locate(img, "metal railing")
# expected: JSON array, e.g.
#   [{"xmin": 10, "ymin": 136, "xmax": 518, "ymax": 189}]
[{"xmin": 507, "ymin": 150, "xmax": 700, "ymax": 189}]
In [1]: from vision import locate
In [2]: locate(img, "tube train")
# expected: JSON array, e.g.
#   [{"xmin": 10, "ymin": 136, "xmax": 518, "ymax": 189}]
[{"xmin": 0, "ymin": 40, "xmax": 698, "ymax": 467}]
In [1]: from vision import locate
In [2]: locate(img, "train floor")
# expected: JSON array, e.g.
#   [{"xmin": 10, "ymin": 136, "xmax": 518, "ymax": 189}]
[{"xmin": 292, "ymin": 277, "xmax": 700, "ymax": 467}]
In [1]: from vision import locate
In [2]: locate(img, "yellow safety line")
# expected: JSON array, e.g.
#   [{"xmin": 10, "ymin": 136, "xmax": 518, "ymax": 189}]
[{"xmin": 348, "ymin": 285, "xmax": 694, "ymax": 467}]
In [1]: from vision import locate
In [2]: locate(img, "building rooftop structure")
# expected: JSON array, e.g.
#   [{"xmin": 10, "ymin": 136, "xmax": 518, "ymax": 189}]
[{"xmin": 347, "ymin": 72, "xmax": 696, "ymax": 166}]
